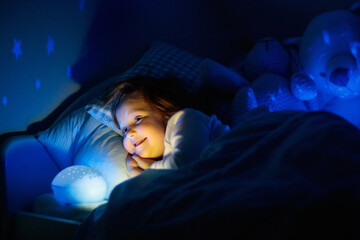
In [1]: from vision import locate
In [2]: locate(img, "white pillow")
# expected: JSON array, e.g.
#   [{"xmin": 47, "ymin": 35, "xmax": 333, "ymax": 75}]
[
  {"xmin": 37, "ymin": 107, "xmax": 129, "ymax": 199},
  {"xmin": 37, "ymin": 108, "xmax": 90, "ymax": 169}
]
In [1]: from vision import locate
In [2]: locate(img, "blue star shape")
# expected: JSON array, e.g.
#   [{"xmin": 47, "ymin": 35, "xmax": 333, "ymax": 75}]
[
  {"xmin": 67, "ymin": 65, "xmax": 72, "ymax": 78},
  {"xmin": 270, "ymin": 94, "xmax": 276, "ymax": 101},
  {"xmin": 2, "ymin": 96, "xmax": 8, "ymax": 107},
  {"xmin": 12, "ymin": 38, "xmax": 23, "ymax": 61},
  {"xmin": 35, "ymin": 78, "xmax": 41, "ymax": 90},
  {"xmin": 46, "ymin": 35, "xmax": 54, "ymax": 56}
]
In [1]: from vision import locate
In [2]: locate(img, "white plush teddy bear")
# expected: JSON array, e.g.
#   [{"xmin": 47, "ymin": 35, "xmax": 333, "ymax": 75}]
[{"xmin": 292, "ymin": 2, "xmax": 360, "ymax": 128}]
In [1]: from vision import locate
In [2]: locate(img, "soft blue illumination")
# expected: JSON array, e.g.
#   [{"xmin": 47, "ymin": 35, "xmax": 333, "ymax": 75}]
[
  {"xmin": 12, "ymin": 38, "xmax": 23, "ymax": 61},
  {"xmin": 270, "ymin": 93, "xmax": 276, "ymax": 102},
  {"xmin": 52, "ymin": 165, "xmax": 107, "ymax": 204},
  {"xmin": 35, "ymin": 78, "xmax": 41, "ymax": 91},
  {"xmin": 322, "ymin": 30, "xmax": 330, "ymax": 45},
  {"xmin": 46, "ymin": 35, "xmax": 55, "ymax": 56},
  {"xmin": 67, "ymin": 65, "xmax": 72, "ymax": 78},
  {"xmin": 79, "ymin": 0, "xmax": 86, "ymax": 11},
  {"xmin": 1, "ymin": 0, "xmax": 88, "ymax": 134},
  {"xmin": 2, "ymin": 96, "xmax": 8, "ymax": 107}
]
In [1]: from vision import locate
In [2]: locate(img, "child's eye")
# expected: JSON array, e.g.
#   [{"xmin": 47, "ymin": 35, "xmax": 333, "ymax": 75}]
[
  {"xmin": 122, "ymin": 127, "xmax": 128, "ymax": 135},
  {"xmin": 134, "ymin": 116, "xmax": 143, "ymax": 124}
]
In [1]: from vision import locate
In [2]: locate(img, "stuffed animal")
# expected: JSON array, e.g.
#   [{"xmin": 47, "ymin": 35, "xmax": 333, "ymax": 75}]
[
  {"xmin": 293, "ymin": 3, "xmax": 360, "ymax": 128},
  {"xmin": 231, "ymin": 3, "xmax": 360, "ymax": 129},
  {"xmin": 230, "ymin": 37, "xmax": 308, "ymax": 128}
]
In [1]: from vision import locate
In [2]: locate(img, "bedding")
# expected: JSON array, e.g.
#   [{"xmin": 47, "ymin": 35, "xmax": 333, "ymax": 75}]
[{"xmin": 75, "ymin": 109, "xmax": 360, "ymax": 239}]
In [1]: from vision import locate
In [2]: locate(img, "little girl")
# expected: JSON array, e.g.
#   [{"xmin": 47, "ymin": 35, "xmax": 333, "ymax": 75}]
[{"xmin": 105, "ymin": 76, "xmax": 230, "ymax": 177}]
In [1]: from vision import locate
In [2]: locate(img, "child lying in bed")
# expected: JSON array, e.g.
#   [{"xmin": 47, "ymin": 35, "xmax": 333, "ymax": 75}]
[{"xmin": 105, "ymin": 76, "xmax": 230, "ymax": 177}]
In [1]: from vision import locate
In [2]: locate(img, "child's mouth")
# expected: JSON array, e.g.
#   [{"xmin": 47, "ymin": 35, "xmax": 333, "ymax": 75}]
[{"xmin": 134, "ymin": 138, "xmax": 147, "ymax": 147}]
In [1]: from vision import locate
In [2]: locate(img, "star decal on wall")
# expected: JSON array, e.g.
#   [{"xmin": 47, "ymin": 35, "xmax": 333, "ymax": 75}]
[
  {"xmin": 46, "ymin": 35, "xmax": 54, "ymax": 56},
  {"xmin": 12, "ymin": 38, "xmax": 23, "ymax": 61},
  {"xmin": 35, "ymin": 78, "xmax": 41, "ymax": 91},
  {"xmin": 2, "ymin": 96, "xmax": 8, "ymax": 107},
  {"xmin": 67, "ymin": 65, "xmax": 72, "ymax": 78}
]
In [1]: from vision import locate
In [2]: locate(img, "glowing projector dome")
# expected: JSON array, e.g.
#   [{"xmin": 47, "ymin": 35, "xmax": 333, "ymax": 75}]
[{"xmin": 52, "ymin": 165, "xmax": 107, "ymax": 204}]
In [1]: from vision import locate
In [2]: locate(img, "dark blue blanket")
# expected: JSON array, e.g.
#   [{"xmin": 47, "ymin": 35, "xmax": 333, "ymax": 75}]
[{"xmin": 76, "ymin": 110, "xmax": 360, "ymax": 240}]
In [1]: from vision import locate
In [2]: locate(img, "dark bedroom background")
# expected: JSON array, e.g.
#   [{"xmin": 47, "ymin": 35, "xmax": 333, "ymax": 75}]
[{"xmin": 0, "ymin": 0, "xmax": 357, "ymax": 139}]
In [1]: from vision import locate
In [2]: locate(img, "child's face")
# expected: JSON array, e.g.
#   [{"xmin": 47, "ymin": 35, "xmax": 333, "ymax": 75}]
[{"xmin": 116, "ymin": 92, "xmax": 166, "ymax": 159}]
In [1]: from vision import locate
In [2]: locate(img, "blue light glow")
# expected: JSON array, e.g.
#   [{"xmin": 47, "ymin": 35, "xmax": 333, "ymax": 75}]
[
  {"xmin": 247, "ymin": 88, "xmax": 257, "ymax": 109},
  {"xmin": 46, "ymin": 35, "xmax": 54, "ymax": 56},
  {"xmin": 66, "ymin": 65, "xmax": 72, "ymax": 78},
  {"xmin": 322, "ymin": 30, "xmax": 330, "ymax": 45},
  {"xmin": 52, "ymin": 165, "xmax": 107, "ymax": 204},
  {"xmin": 299, "ymin": 9, "xmax": 360, "ymax": 129},
  {"xmin": 35, "ymin": 78, "xmax": 41, "ymax": 91},
  {"xmin": 350, "ymin": 41, "xmax": 360, "ymax": 59},
  {"xmin": 2, "ymin": 96, "xmax": 8, "ymax": 107},
  {"xmin": 12, "ymin": 38, "xmax": 23, "ymax": 61},
  {"xmin": 270, "ymin": 93, "xmax": 276, "ymax": 101},
  {"xmin": 79, "ymin": 0, "xmax": 86, "ymax": 11}
]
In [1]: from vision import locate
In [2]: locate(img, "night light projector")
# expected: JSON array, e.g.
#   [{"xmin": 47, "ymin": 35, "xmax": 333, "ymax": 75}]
[{"xmin": 51, "ymin": 165, "xmax": 107, "ymax": 204}]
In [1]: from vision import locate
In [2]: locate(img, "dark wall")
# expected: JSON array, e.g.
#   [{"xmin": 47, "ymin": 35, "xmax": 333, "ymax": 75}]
[{"xmin": 0, "ymin": 0, "xmax": 357, "ymax": 136}]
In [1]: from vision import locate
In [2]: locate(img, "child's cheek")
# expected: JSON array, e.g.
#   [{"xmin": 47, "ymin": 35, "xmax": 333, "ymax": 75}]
[{"xmin": 123, "ymin": 139, "xmax": 134, "ymax": 154}]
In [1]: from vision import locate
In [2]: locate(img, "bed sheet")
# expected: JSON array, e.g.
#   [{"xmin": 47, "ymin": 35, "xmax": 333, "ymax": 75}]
[{"xmin": 76, "ymin": 110, "xmax": 360, "ymax": 240}]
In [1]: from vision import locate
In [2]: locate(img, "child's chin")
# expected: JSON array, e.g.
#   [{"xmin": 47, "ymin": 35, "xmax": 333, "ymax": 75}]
[{"xmin": 139, "ymin": 153, "xmax": 162, "ymax": 160}]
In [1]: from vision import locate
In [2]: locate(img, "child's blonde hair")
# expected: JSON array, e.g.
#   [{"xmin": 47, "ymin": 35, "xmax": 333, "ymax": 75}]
[{"xmin": 104, "ymin": 76, "xmax": 188, "ymax": 129}]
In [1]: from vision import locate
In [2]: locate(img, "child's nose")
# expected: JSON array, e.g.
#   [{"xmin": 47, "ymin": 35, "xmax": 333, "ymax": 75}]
[{"xmin": 127, "ymin": 128, "xmax": 136, "ymax": 138}]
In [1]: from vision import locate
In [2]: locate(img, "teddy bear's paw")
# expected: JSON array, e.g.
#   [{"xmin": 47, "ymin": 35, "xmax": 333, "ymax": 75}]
[{"xmin": 291, "ymin": 72, "xmax": 318, "ymax": 100}]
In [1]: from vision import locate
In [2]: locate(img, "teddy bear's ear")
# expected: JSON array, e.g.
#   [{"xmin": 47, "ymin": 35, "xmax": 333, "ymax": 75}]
[
  {"xmin": 349, "ymin": 2, "xmax": 360, "ymax": 14},
  {"xmin": 243, "ymin": 38, "xmax": 291, "ymax": 80}
]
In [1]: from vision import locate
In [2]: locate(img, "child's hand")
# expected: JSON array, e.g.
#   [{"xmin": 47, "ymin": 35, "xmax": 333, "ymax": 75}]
[
  {"xmin": 126, "ymin": 154, "xmax": 143, "ymax": 178},
  {"xmin": 131, "ymin": 155, "xmax": 156, "ymax": 170}
]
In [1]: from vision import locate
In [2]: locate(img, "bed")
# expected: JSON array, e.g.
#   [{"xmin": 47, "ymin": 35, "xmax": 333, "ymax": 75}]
[
  {"xmin": 2, "ymin": 40, "xmax": 360, "ymax": 240},
  {"xmin": 76, "ymin": 109, "xmax": 360, "ymax": 240}
]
